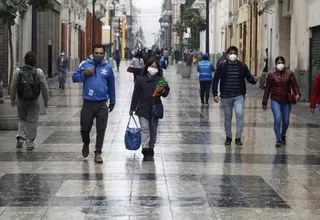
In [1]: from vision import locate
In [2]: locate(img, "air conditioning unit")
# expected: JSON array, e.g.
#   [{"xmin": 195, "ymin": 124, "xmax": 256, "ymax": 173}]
[{"xmin": 282, "ymin": 0, "xmax": 292, "ymax": 18}]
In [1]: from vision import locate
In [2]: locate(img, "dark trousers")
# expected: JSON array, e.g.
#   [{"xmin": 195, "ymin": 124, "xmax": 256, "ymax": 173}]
[
  {"xmin": 80, "ymin": 100, "xmax": 109, "ymax": 154},
  {"xmin": 200, "ymin": 81, "xmax": 212, "ymax": 104},
  {"xmin": 115, "ymin": 59, "xmax": 120, "ymax": 70},
  {"xmin": 164, "ymin": 57, "xmax": 169, "ymax": 66},
  {"xmin": 133, "ymin": 68, "xmax": 142, "ymax": 83}
]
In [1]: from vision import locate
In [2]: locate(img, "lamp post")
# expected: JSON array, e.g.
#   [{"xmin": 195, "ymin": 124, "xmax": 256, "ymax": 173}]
[
  {"xmin": 92, "ymin": 0, "xmax": 96, "ymax": 48},
  {"xmin": 205, "ymin": 0, "xmax": 209, "ymax": 54},
  {"xmin": 109, "ymin": 1, "xmax": 119, "ymax": 56}
]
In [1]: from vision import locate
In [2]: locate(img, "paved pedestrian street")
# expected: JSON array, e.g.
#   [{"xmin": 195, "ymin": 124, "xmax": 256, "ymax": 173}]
[{"xmin": 0, "ymin": 63, "xmax": 320, "ymax": 220}]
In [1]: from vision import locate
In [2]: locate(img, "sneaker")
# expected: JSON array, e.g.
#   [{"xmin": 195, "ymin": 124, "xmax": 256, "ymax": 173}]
[
  {"xmin": 235, "ymin": 138, "xmax": 243, "ymax": 146},
  {"xmin": 16, "ymin": 137, "xmax": 25, "ymax": 148},
  {"xmin": 281, "ymin": 136, "xmax": 286, "ymax": 145},
  {"xmin": 26, "ymin": 140, "xmax": 34, "ymax": 151},
  {"xmin": 201, "ymin": 103, "xmax": 205, "ymax": 107},
  {"xmin": 204, "ymin": 103, "xmax": 209, "ymax": 108},
  {"xmin": 275, "ymin": 140, "xmax": 282, "ymax": 148},
  {"xmin": 82, "ymin": 143, "xmax": 89, "ymax": 158},
  {"xmin": 225, "ymin": 137, "xmax": 232, "ymax": 146},
  {"xmin": 94, "ymin": 153, "xmax": 103, "ymax": 163}
]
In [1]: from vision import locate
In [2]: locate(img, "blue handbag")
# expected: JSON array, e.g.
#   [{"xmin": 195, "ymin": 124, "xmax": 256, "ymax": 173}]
[
  {"xmin": 152, "ymin": 103, "xmax": 164, "ymax": 119},
  {"xmin": 124, "ymin": 116, "xmax": 141, "ymax": 151}
]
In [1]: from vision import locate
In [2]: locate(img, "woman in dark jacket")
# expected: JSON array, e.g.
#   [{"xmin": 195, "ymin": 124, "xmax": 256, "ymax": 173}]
[
  {"xmin": 262, "ymin": 56, "xmax": 300, "ymax": 147},
  {"xmin": 129, "ymin": 58, "xmax": 170, "ymax": 158}
]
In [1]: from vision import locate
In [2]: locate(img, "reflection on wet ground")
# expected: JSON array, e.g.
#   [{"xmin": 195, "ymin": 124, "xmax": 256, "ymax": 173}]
[{"xmin": 0, "ymin": 63, "xmax": 319, "ymax": 219}]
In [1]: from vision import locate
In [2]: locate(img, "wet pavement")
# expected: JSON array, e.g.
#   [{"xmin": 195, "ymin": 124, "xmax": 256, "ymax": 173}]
[{"xmin": 0, "ymin": 62, "xmax": 320, "ymax": 219}]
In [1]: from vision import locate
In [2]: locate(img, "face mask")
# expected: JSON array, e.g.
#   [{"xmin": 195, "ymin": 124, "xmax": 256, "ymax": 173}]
[
  {"xmin": 148, "ymin": 67, "xmax": 158, "ymax": 76},
  {"xmin": 61, "ymin": 53, "xmax": 65, "ymax": 56},
  {"xmin": 276, "ymin": 63, "xmax": 285, "ymax": 71},
  {"xmin": 228, "ymin": 54, "xmax": 237, "ymax": 62},
  {"xmin": 93, "ymin": 55, "xmax": 104, "ymax": 64}
]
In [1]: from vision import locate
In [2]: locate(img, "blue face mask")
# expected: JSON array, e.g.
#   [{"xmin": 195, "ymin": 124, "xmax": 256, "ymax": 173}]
[{"xmin": 93, "ymin": 55, "xmax": 104, "ymax": 64}]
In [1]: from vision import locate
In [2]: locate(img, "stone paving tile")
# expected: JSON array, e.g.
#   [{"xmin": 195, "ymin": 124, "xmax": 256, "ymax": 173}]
[{"xmin": 0, "ymin": 63, "xmax": 319, "ymax": 219}]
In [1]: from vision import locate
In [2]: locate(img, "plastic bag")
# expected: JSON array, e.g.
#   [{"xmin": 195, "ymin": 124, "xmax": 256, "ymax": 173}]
[{"xmin": 124, "ymin": 116, "xmax": 141, "ymax": 150}]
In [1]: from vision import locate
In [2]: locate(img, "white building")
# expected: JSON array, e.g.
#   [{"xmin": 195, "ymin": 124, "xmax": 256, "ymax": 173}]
[{"xmin": 211, "ymin": 0, "xmax": 229, "ymax": 59}]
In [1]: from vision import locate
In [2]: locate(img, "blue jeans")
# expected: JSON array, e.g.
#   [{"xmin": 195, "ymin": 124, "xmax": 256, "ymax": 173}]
[
  {"xmin": 221, "ymin": 95, "xmax": 244, "ymax": 139},
  {"xmin": 271, "ymin": 100, "xmax": 291, "ymax": 141}
]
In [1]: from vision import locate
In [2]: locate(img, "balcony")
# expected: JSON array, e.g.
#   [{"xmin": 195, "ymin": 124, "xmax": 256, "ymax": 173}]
[
  {"xmin": 191, "ymin": 0, "xmax": 206, "ymax": 9},
  {"xmin": 171, "ymin": 0, "xmax": 186, "ymax": 4},
  {"xmin": 94, "ymin": 0, "xmax": 107, "ymax": 19}
]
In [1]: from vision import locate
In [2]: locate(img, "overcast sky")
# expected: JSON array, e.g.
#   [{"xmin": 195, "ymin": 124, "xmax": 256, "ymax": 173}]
[{"xmin": 133, "ymin": 0, "xmax": 162, "ymax": 48}]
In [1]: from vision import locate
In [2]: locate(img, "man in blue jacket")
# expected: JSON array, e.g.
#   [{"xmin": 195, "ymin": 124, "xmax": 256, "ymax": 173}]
[
  {"xmin": 73, "ymin": 44, "xmax": 116, "ymax": 163},
  {"xmin": 212, "ymin": 46, "xmax": 256, "ymax": 146},
  {"xmin": 197, "ymin": 53, "xmax": 215, "ymax": 107}
]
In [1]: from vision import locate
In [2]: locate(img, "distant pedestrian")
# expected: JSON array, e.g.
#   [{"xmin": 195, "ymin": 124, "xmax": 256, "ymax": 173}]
[
  {"xmin": 114, "ymin": 49, "xmax": 121, "ymax": 72},
  {"xmin": 130, "ymin": 51, "xmax": 145, "ymax": 83},
  {"xmin": 197, "ymin": 53, "xmax": 215, "ymax": 107},
  {"xmin": 72, "ymin": 44, "xmax": 116, "ymax": 163},
  {"xmin": 262, "ymin": 56, "xmax": 300, "ymax": 147},
  {"xmin": 10, "ymin": 51, "xmax": 49, "ymax": 150},
  {"xmin": 57, "ymin": 50, "xmax": 69, "ymax": 89}
]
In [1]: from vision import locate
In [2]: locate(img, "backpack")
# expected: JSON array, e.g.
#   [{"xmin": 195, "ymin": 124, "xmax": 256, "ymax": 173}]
[{"xmin": 17, "ymin": 66, "xmax": 41, "ymax": 100}]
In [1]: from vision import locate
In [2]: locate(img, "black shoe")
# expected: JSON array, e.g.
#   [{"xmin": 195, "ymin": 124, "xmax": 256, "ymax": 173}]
[
  {"xmin": 149, "ymin": 148, "xmax": 154, "ymax": 157},
  {"xmin": 142, "ymin": 148, "xmax": 149, "ymax": 157},
  {"xmin": 281, "ymin": 136, "xmax": 286, "ymax": 145},
  {"xmin": 225, "ymin": 137, "xmax": 232, "ymax": 146},
  {"xmin": 275, "ymin": 141, "xmax": 282, "ymax": 148},
  {"xmin": 235, "ymin": 138, "xmax": 243, "ymax": 146},
  {"xmin": 82, "ymin": 143, "xmax": 89, "ymax": 158}
]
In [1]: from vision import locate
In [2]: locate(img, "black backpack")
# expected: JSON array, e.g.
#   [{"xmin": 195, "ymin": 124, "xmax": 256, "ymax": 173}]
[{"xmin": 17, "ymin": 66, "xmax": 41, "ymax": 100}]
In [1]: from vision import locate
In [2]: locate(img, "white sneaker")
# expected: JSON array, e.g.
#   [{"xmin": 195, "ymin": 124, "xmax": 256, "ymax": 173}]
[
  {"xmin": 16, "ymin": 138, "xmax": 25, "ymax": 148},
  {"xmin": 26, "ymin": 140, "xmax": 35, "ymax": 151}
]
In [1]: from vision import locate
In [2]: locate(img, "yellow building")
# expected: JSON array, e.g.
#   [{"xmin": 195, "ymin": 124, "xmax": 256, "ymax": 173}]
[
  {"xmin": 101, "ymin": 0, "xmax": 113, "ymax": 58},
  {"xmin": 226, "ymin": 0, "xmax": 260, "ymax": 76}
]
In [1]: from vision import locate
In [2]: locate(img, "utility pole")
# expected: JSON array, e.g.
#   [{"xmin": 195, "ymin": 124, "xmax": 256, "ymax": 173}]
[
  {"xmin": 130, "ymin": 0, "xmax": 133, "ymax": 49},
  {"xmin": 205, "ymin": 0, "xmax": 209, "ymax": 54},
  {"xmin": 92, "ymin": 0, "xmax": 96, "ymax": 48}
]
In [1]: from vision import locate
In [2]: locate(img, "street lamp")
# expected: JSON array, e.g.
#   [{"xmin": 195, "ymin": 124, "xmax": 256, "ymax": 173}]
[
  {"xmin": 205, "ymin": 0, "xmax": 209, "ymax": 54},
  {"xmin": 92, "ymin": 0, "xmax": 96, "ymax": 48},
  {"xmin": 109, "ymin": 1, "xmax": 119, "ymax": 55}
]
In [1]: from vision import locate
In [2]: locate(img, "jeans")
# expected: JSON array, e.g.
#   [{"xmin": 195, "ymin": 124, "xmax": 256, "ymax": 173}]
[
  {"xmin": 221, "ymin": 95, "xmax": 244, "ymax": 139},
  {"xmin": 139, "ymin": 117, "xmax": 159, "ymax": 149},
  {"xmin": 80, "ymin": 100, "xmax": 109, "ymax": 154},
  {"xmin": 271, "ymin": 100, "xmax": 291, "ymax": 141},
  {"xmin": 199, "ymin": 81, "xmax": 211, "ymax": 104}
]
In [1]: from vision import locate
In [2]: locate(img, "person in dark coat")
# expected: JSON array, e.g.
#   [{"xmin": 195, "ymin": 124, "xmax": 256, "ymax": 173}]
[{"xmin": 129, "ymin": 58, "xmax": 170, "ymax": 159}]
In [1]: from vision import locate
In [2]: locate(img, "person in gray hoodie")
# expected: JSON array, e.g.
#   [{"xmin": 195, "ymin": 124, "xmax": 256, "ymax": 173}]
[{"xmin": 10, "ymin": 51, "xmax": 49, "ymax": 150}]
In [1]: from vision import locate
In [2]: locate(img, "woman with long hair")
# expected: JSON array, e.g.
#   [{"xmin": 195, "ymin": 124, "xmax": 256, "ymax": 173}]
[
  {"xmin": 129, "ymin": 58, "xmax": 170, "ymax": 159},
  {"xmin": 262, "ymin": 56, "xmax": 300, "ymax": 147}
]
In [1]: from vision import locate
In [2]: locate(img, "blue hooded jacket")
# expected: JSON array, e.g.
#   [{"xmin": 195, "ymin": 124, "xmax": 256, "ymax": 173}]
[
  {"xmin": 197, "ymin": 60, "xmax": 214, "ymax": 81},
  {"xmin": 72, "ymin": 59, "xmax": 116, "ymax": 104}
]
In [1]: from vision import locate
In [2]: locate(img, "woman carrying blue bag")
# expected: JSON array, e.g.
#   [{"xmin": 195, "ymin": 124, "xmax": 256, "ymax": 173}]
[{"xmin": 129, "ymin": 58, "xmax": 170, "ymax": 159}]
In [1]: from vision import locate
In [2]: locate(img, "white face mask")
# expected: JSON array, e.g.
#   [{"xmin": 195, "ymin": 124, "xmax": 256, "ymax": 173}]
[
  {"xmin": 228, "ymin": 54, "xmax": 237, "ymax": 62},
  {"xmin": 148, "ymin": 67, "xmax": 158, "ymax": 76},
  {"xmin": 277, "ymin": 63, "xmax": 284, "ymax": 71},
  {"xmin": 61, "ymin": 53, "xmax": 65, "ymax": 56},
  {"xmin": 276, "ymin": 63, "xmax": 285, "ymax": 71}
]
